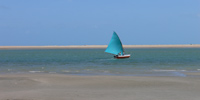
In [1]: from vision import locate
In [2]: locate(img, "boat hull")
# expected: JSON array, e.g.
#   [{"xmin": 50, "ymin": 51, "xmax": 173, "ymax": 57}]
[{"xmin": 114, "ymin": 54, "xmax": 131, "ymax": 59}]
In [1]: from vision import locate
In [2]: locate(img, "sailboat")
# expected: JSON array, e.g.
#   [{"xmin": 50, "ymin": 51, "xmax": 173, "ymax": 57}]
[{"xmin": 105, "ymin": 31, "xmax": 131, "ymax": 59}]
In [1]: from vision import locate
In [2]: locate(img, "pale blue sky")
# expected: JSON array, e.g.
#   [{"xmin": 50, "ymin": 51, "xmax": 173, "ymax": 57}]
[{"xmin": 0, "ymin": 0, "xmax": 200, "ymax": 46}]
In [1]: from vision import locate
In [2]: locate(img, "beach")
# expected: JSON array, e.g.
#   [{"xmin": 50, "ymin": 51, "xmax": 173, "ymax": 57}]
[
  {"xmin": 0, "ymin": 73, "xmax": 200, "ymax": 100},
  {"xmin": 0, "ymin": 44, "xmax": 200, "ymax": 49},
  {"xmin": 1, "ymin": 0, "xmax": 199, "ymax": 99},
  {"xmin": 1, "ymin": 46, "xmax": 200, "ymax": 100}
]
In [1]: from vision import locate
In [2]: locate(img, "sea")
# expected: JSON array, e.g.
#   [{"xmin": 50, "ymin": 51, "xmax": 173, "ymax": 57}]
[{"xmin": 0, "ymin": 48, "xmax": 200, "ymax": 76}]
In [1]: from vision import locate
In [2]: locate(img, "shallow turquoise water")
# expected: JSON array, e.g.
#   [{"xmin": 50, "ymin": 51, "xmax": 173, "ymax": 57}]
[{"xmin": 0, "ymin": 48, "xmax": 200, "ymax": 76}]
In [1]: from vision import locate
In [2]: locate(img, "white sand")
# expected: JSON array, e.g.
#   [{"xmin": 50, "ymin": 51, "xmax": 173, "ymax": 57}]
[{"xmin": 0, "ymin": 73, "xmax": 200, "ymax": 100}]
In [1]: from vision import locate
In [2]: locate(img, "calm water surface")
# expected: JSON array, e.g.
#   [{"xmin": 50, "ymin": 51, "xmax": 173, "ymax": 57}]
[{"xmin": 0, "ymin": 48, "xmax": 200, "ymax": 76}]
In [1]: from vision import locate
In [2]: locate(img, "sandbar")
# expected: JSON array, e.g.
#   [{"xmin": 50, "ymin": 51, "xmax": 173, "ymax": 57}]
[{"xmin": 0, "ymin": 44, "xmax": 200, "ymax": 50}]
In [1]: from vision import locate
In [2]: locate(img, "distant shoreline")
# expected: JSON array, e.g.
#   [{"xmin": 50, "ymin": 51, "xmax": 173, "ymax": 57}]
[{"xmin": 0, "ymin": 44, "xmax": 200, "ymax": 49}]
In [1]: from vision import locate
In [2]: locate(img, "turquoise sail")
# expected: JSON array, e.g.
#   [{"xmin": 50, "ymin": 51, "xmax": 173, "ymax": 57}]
[{"xmin": 105, "ymin": 32, "xmax": 124, "ymax": 55}]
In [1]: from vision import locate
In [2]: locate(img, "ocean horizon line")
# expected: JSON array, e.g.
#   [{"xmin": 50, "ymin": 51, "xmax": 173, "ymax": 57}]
[{"xmin": 0, "ymin": 44, "xmax": 200, "ymax": 49}]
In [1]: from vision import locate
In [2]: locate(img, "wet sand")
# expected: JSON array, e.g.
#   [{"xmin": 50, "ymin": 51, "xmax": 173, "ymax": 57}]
[
  {"xmin": 0, "ymin": 73, "xmax": 200, "ymax": 100},
  {"xmin": 0, "ymin": 44, "xmax": 200, "ymax": 49}
]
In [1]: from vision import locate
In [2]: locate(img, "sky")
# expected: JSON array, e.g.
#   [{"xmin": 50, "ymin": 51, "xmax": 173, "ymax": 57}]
[{"xmin": 0, "ymin": 0, "xmax": 200, "ymax": 46}]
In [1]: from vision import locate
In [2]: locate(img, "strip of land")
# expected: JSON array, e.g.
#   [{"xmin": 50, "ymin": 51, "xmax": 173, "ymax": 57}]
[
  {"xmin": 0, "ymin": 44, "xmax": 200, "ymax": 49},
  {"xmin": 0, "ymin": 73, "xmax": 200, "ymax": 100}
]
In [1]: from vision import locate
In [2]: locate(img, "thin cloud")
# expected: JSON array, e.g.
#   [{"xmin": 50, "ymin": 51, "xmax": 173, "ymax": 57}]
[
  {"xmin": 0, "ymin": 5, "xmax": 10, "ymax": 10},
  {"xmin": 198, "ymin": 14, "xmax": 200, "ymax": 17},
  {"xmin": 66, "ymin": 0, "xmax": 72, "ymax": 2}
]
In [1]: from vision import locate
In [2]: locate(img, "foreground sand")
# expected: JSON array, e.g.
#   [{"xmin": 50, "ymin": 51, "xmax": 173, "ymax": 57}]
[
  {"xmin": 0, "ymin": 73, "xmax": 200, "ymax": 100},
  {"xmin": 0, "ymin": 44, "xmax": 200, "ymax": 49}
]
